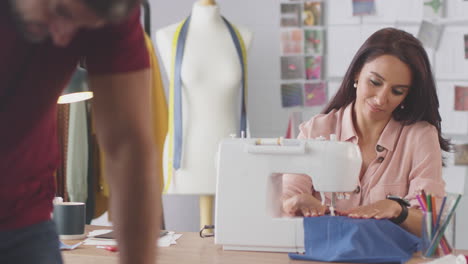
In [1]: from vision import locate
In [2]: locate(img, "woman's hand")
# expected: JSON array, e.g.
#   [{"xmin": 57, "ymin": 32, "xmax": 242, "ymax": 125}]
[
  {"xmin": 282, "ymin": 193, "xmax": 329, "ymax": 217},
  {"xmin": 340, "ymin": 199, "xmax": 401, "ymax": 219}
]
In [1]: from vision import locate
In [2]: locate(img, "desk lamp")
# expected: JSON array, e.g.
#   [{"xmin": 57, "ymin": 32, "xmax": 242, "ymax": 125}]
[{"xmin": 57, "ymin": 67, "xmax": 93, "ymax": 104}]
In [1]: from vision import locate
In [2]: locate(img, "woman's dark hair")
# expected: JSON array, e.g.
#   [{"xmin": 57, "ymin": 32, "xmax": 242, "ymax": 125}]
[
  {"xmin": 323, "ymin": 27, "xmax": 450, "ymax": 154},
  {"xmin": 82, "ymin": 0, "xmax": 141, "ymax": 22}
]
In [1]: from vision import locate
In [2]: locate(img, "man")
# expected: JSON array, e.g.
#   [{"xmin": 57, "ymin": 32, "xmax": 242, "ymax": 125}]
[{"xmin": 0, "ymin": 0, "xmax": 160, "ymax": 263}]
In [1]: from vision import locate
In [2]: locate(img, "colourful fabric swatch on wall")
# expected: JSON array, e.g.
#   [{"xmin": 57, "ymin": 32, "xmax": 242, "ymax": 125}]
[
  {"xmin": 464, "ymin": 34, "xmax": 468, "ymax": 59},
  {"xmin": 281, "ymin": 56, "xmax": 306, "ymax": 79},
  {"xmin": 304, "ymin": 29, "xmax": 324, "ymax": 54},
  {"xmin": 281, "ymin": 3, "xmax": 301, "ymax": 27},
  {"xmin": 455, "ymin": 85, "xmax": 468, "ymax": 111},
  {"xmin": 423, "ymin": 0, "xmax": 444, "ymax": 18},
  {"xmin": 352, "ymin": 0, "xmax": 376, "ymax": 16},
  {"xmin": 281, "ymin": 29, "xmax": 304, "ymax": 55},
  {"xmin": 305, "ymin": 56, "xmax": 322, "ymax": 80},
  {"xmin": 304, "ymin": 82, "xmax": 326, "ymax": 107},
  {"xmin": 281, "ymin": 83, "xmax": 304, "ymax": 107},
  {"xmin": 454, "ymin": 144, "xmax": 468, "ymax": 165},
  {"xmin": 303, "ymin": 1, "xmax": 323, "ymax": 26}
]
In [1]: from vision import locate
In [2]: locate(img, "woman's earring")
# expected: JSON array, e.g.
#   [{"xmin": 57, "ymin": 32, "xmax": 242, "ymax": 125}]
[
  {"xmin": 400, "ymin": 104, "xmax": 405, "ymax": 109},
  {"xmin": 353, "ymin": 82, "xmax": 357, "ymax": 88}
]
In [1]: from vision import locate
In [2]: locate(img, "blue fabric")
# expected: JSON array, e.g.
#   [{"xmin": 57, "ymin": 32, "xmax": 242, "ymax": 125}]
[
  {"xmin": 173, "ymin": 16, "xmax": 190, "ymax": 170},
  {"xmin": 0, "ymin": 220, "xmax": 63, "ymax": 264},
  {"xmin": 289, "ymin": 216, "xmax": 420, "ymax": 264},
  {"xmin": 222, "ymin": 17, "xmax": 247, "ymax": 135}
]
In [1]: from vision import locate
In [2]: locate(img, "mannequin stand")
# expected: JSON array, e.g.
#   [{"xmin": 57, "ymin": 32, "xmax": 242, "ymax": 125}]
[{"xmin": 200, "ymin": 195, "xmax": 214, "ymax": 234}]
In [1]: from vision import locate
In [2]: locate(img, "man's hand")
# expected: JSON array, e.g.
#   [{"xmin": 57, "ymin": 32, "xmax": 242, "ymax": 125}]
[
  {"xmin": 339, "ymin": 199, "xmax": 402, "ymax": 219},
  {"xmin": 283, "ymin": 193, "xmax": 329, "ymax": 217}
]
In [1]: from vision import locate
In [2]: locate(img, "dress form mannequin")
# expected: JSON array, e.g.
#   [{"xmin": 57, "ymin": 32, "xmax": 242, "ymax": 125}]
[{"xmin": 156, "ymin": 0, "xmax": 253, "ymax": 230}]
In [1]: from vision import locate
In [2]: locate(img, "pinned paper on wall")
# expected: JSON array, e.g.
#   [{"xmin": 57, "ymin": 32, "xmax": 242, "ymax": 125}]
[
  {"xmin": 281, "ymin": 3, "xmax": 301, "ymax": 27},
  {"xmin": 281, "ymin": 56, "xmax": 305, "ymax": 79},
  {"xmin": 303, "ymin": 1, "xmax": 323, "ymax": 26},
  {"xmin": 305, "ymin": 56, "xmax": 322, "ymax": 80},
  {"xmin": 455, "ymin": 85, "xmax": 468, "ymax": 111},
  {"xmin": 304, "ymin": 82, "xmax": 327, "ymax": 107},
  {"xmin": 423, "ymin": 0, "xmax": 444, "ymax": 18},
  {"xmin": 304, "ymin": 29, "xmax": 324, "ymax": 54},
  {"xmin": 281, "ymin": 83, "xmax": 304, "ymax": 108},
  {"xmin": 281, "ymin": 29, "xmax": 303, "ymax": 55},
  {"xmin": 464, "ymin": 34, "xmax": 468, "ymax": 59},
  {"xmin": 454, "ymin": 144, "xmax": 468, "ymax": 166},
  {"xmin": 417, "ymin": 20, "xmax": 444, "ymax": 50},
  {"xmin": 352, "ymin": 0, "xmax": 376, "ymax": 16}
]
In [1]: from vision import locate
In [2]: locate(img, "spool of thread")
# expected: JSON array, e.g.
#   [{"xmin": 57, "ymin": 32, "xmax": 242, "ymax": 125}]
[
  {"xmin": 255, "ymin": 138, "xmax": 281, "ymax": 145},
  {"xmin": 255, "ymin": 137, "xmax": 300, "ymax": 146}
]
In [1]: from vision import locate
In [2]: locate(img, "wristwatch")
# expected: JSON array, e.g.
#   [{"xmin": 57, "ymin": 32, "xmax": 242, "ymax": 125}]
[{"xmin": 386, "ymin": 195, "xmax": 410, "ymax": 225}]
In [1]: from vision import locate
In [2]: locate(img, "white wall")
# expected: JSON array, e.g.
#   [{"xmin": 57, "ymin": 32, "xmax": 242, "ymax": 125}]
[{"xmin": 150, "ymin": 0, "xmax": 468, "ymax": 249}]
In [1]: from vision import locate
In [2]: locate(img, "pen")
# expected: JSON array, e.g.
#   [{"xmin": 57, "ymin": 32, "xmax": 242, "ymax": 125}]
[
  {"xmin": 421, "ymin": 189, "xmax": 427, "ymax": 200},
  {"xmin": 434, "ymin": 196, "xmax": 446, "ymax": 235},
  {"xmin": 426, "ymin": 211, "xmax": 432, "ymax": 240},
  {"xmin": 97, "ymin": 245, "xmax": 118, "ymax": 252},
  {"xmin": 427, "ymin": 193, "xmax": 432, "ymax": 214},
  {"xmin": 440, "ymin": 235, "xmax": 451, "ymax": 254},
  {"xmin": 431, "ymin": 195, "xmax": 437, "ymax": 231},
  {"xmin": 416, "ymin": 194, "xmax": 426, "ymax": 212},
  {"xmin": 427, "ymin": 194, "xmax": 432, "ymax": 238},
  {"xmin": 421, "ymin": 190, "xmax": 428, "ymax": 209}
]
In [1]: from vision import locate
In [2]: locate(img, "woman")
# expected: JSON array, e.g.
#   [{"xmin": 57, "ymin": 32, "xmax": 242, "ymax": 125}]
[{"xmin": 282, "ymin": 28, "xmax": 450, "ymax": 236}]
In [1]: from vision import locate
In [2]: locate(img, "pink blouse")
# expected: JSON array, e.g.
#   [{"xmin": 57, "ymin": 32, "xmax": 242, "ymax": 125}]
[{"xmin": 282, "ymin": 103, "xmax": 446, "ymax": 211}]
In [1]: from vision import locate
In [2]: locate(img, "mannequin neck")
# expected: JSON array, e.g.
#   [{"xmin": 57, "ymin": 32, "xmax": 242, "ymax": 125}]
[
  {"xmin": 191, "ymin": 2, "xmax": 223, "ymax": 25},
  {"xmin": 198, "ymin": 0, "xmax": 216, "ymax": 6}
]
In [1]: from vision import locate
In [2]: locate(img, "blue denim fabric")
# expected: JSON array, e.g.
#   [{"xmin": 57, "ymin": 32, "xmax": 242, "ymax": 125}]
[
  {"xmin": 289, "ymin": 216, "xmax": 420, "ymax": 264},
  {"xmin": 0, "ymin": 220, "xmax": 63, "ymax": 264}
]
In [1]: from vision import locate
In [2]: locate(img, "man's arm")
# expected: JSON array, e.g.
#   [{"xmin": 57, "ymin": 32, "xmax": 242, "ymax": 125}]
[{"xmin": 89, "ymin": 68, "xmax": 160, "ymax": 264}]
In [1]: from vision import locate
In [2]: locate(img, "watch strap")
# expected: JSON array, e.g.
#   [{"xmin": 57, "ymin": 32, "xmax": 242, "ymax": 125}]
[
  {"xmin": 389, "ymin": 202, "xmax": 408, "ymax": 225},
  {"xmin": 386, "ymin": 195, "xmax": 409, "ymax": 225}
]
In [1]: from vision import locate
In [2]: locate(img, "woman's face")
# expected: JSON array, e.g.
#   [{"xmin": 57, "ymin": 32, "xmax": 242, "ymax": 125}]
[{"xmin": 354, "ymin": 54, "xmax": 412, "ymax": 122}]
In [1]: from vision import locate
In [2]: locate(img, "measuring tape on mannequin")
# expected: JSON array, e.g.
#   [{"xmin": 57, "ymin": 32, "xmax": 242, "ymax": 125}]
[{"xmin": 165, "ymin": 16, "xmax": 248, "ymax": 193}]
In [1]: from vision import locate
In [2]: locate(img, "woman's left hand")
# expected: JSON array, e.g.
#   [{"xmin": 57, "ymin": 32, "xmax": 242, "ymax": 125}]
[{"xmin": 339, "ymin": 199, "xmax": 402, "ymax": 220}]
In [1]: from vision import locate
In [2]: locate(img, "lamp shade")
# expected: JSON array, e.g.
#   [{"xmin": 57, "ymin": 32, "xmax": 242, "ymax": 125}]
[{"xmin": 57, "ymin": 67, "xmax": 93, "ymax": 104}]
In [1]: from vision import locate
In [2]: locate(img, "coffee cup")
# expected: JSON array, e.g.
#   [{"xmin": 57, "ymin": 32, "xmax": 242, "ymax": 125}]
[{"xmin": 52, "ymin": 202, "xmax": 86, "ymax": 240}]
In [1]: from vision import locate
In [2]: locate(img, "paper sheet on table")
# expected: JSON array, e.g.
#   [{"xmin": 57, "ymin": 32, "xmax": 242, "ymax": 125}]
[
  {"xmin": 425, "ymin": 254, "xmax": 467, "ymax": 264},
  {"xmin": 60, "ymin": 241, "xmax": 84, "ymax": 250},
  {"xmin": 84, "ymin": 231, "xmax": 182, "ymax": 247},
  {"xmin": 88, "ymin": 229, "xmax": 113, "ymax": 238}
]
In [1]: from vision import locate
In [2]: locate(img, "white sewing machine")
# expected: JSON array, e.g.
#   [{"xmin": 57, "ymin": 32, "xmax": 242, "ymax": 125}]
[{"xmin": 214, "ymin": 137, "xmax": 362, "ymax": 253}]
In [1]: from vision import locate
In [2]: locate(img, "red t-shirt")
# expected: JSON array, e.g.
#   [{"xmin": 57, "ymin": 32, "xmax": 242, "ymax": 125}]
[{"xmin": 0, "ymin": 3, "xmax": 150, "ymax": 230}]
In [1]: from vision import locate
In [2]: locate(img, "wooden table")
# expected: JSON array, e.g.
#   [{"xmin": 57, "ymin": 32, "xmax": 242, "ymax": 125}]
[{"xmin": 62, "ymin": 226, "xmax": 466, "ymax": 264}]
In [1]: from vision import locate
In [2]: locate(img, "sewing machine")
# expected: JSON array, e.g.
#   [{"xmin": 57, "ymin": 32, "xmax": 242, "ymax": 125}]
[{"xmin": 214, "ymin": 137, "xmax": 362, "ymax": 252}]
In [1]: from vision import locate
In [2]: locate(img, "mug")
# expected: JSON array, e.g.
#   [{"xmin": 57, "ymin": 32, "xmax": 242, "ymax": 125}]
[{"xmin": 53, "ymin": 202, "xmax": 86, "ymax": 240}]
